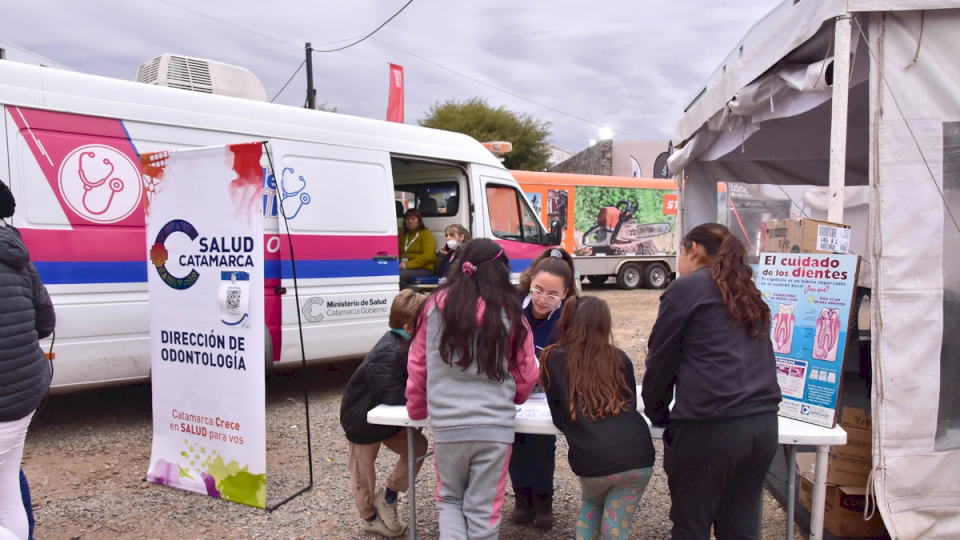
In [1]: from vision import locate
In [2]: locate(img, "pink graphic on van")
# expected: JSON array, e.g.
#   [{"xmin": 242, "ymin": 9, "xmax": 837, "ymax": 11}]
[{"xmin": 9, "ymin": 107, "xmax": 145, "ymax": 226}]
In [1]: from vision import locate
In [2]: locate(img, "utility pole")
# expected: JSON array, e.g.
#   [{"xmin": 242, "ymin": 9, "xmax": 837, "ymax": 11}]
[{"xmin": 304, "ymin": 42, "xmax": 316, "ymax": 110}]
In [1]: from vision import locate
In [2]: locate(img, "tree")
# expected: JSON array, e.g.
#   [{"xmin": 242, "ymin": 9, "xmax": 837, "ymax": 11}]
[{"xmin": 419, "ymin": 98, "xmax": 552, "ymax": 171}]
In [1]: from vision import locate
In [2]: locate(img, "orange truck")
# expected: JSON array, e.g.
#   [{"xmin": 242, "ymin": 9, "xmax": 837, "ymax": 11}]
[{"xmin": 511, "ymin": 171, "xmax": 678, "ymax": 289}]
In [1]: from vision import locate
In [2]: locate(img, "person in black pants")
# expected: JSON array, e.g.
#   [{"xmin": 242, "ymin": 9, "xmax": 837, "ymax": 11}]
[
  {"xmin": 642, "ymin": 223, "xmax": 782, "ymax": 539},
  {"xmin": 509, "ymin": 249, "xmax": 578, "ymax": 529}
]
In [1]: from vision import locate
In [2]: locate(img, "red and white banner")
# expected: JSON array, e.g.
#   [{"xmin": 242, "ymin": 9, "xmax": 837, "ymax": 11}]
[{"xmin": 387, "ymin": 63, "xmax": 404, "ymax": 124}]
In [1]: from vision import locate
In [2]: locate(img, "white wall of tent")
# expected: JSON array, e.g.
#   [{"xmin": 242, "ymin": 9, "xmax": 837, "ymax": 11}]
[{"xmin": 669, "ymin": 1, "xmax": 960, "ymax": 538}]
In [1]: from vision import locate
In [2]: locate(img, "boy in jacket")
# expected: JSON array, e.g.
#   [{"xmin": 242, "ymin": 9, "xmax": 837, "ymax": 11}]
[{"xmin": 340, "ymin": 289, "xmax": 428, "ymax": 537}]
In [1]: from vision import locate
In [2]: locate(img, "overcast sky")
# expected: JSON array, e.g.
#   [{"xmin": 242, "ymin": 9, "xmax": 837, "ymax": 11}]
[{"xmin": 2, "ymin": 0, "xmax": 779, "ymax": 152}]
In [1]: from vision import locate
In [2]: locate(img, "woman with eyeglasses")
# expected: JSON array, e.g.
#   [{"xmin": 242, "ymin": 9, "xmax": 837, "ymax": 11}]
[{"xmin": 508, "ymin": 248, "xmax": 579, "ymax": 529}]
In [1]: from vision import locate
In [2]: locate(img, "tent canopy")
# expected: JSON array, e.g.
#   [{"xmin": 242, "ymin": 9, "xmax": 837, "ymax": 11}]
[{"xmin": 670, "ymin": 2, "xmax": 960, "ymax": 539}]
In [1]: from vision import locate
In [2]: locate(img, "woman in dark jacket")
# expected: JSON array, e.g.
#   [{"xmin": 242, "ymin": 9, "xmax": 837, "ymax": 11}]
[
  {"xmin": 642, "ymin": 223, "xmax": 781, "ymax": 540},
  {"xmin": 0, "ymin": 181, "xmax": 54, "ymax": 540},
  {"xmin": 339, "ymin": 289, "xmax": 428, "ymax": 537}
]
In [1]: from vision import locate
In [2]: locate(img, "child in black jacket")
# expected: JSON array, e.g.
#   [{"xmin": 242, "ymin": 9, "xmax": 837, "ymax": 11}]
[
  {"xmin": 542, "ymin": 296, "xmax": 655, "ymax": 540},
  {"xmin": 340, "ymin": 289, "xmax": 427, "ymax": 538}
]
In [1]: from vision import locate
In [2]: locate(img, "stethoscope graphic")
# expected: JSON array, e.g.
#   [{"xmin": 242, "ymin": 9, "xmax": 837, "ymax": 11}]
[
  {"xmin": 279, "ymin": 167, "xmax": 311, "ymax": 219},
  {"xmin": 78, "ymin": 151, "xmax": 124, "ymax": 216}
]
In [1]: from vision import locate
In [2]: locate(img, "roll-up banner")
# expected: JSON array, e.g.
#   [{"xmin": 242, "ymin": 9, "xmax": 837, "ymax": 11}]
[{"xmin": 142, "ymin": 143, "xmax": 266, "ymax": 508}]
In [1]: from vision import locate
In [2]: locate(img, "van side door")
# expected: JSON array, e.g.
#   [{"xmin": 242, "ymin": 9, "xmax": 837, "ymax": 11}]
[{"xmin": 267, "ymin": 140, "xmax": 398, "ymax": 364}]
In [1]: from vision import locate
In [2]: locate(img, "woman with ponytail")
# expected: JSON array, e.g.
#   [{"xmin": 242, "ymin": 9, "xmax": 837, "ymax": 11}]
[{"xmin": 641, "ymin": 223, "xmax": 781, "ymax": 540}]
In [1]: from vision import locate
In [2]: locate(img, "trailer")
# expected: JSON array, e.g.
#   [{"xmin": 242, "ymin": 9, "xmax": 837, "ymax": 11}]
[{"xmin": 512, "ymin": 171, "xmax": 678, "ymax": 289}]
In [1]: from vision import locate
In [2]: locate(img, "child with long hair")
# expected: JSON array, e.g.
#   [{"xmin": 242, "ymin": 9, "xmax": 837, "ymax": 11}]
[
  {"xmin": 542, "ymin": 296, "xmax": 655, "ymax": 540},
  {"xmin": 641, "ymin": 223, "xmax": 781, "ymax": 539},
  {"xmin": 508, "ymin": 248, "xmax": 579, "ymax": 529},
  {"xmin": 406, "ymin": 238, "xmax": 539, "ymax": 539}
]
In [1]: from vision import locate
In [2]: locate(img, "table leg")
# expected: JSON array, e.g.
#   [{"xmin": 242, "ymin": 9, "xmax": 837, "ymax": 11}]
[
  {"xmin": 784, "ymin": 444, "xmax": 797, "ymax": 540},
  {"xmin": 809, "ymin": 445, "xmax": 829, "ymax": 540},
  {"xmin": 407, "ymin": 426, "xmax": 417, "ymax": 540}
]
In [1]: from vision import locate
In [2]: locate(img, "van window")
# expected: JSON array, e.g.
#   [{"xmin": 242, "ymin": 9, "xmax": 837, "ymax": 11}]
[
  {"xmin": 395, "ymin": 182, "xmax": 459, "ymax": 217},
  {"xmin": 486, "ymin": 184, "xmax": 544, "ymax": 244},
  {"xmin": 281, "ymin": 156, "xmax": 392, "ymax": 234}
]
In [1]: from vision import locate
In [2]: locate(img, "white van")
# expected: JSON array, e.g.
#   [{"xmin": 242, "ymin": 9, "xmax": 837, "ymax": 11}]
[{"xmin": 0, "ymin": 60, "xmax": 557, "ymax": 393}]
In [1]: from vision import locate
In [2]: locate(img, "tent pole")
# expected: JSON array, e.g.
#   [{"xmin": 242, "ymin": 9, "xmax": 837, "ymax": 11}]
[{"xmin": 828, "ymin": 14, "xmax": 853, "ymax": 223}]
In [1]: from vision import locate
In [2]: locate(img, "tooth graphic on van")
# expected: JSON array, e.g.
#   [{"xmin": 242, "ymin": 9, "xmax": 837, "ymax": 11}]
[
  {"xmin": 813, "ymin": 308, "xmax": 842, "ymax": 361},
  {"xmin": 771, "ymin": 304, "xmax": 795, "ymax": 354},
  {"xmin": 278, "ymin": 167, "xmax": 311, "ymax": 219}
]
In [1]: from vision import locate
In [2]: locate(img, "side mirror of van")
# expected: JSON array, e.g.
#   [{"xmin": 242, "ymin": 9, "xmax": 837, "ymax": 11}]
[{"xmin": 548, "ymin": 221, "xmax": 562, "ymax": 246}]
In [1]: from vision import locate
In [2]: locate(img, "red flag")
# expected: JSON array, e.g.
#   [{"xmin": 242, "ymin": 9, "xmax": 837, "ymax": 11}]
[{"xmin": 387, "ymin": 63, "xmax": 404, "ymax": 123}]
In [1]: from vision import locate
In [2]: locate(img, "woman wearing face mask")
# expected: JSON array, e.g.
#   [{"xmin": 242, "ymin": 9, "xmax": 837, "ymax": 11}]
[
  {"xmin": 508, "ymin": 248, "xmax": 579, "ymax": 529},
  {"xmin": 399, "ymin": 209, "xmax": 436, "ymax": 283},
  {"xmin": 435, "ymin": 224, "xmax": 471, "ymax": 281}
]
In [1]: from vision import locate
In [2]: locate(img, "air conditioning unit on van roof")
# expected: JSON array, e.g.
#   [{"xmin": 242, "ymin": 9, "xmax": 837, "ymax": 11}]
[{"xmin": 136, "ymin": 54, "xmax": 266, "ymax": 102}]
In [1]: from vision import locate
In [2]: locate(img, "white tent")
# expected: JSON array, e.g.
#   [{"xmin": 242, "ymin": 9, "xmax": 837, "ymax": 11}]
[{"xmin": 668, "ymin": 1, "xmax": 960, "ymax": 538}]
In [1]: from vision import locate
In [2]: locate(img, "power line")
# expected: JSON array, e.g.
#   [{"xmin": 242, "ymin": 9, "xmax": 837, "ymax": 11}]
[
  {"xmin": 313, "ymin": 1, "xmax": 415, "ymax": 53},
  {"xmin": 371, "ymin": 38, "xmax": 668, "ymax": 147},
  {"xmin": 152, "ymin": 0, "xmax": 296, "ymax": 47},
  {"xmin": 271, "ymin": 60, "xmax": 306, "ymax": 103},
  {"xmin": 149, "ymin": 0, "xmax": 664, "ymax": 146}
]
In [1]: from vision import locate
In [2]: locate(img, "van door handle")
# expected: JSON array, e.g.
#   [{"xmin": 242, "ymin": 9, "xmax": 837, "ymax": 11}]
[{"xmin": 373, "ymin": 254, "xmax": 398, "ymax": 261}]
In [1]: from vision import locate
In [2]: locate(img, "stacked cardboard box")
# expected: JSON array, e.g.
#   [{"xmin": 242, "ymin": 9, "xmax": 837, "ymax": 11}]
[
  {"xmin": 762, "ymin": 218, "xmax": 851, "ymax": 254},
  {"xmin": 796, "ymin": 407, "xmax": 888, "ymax": 537}
]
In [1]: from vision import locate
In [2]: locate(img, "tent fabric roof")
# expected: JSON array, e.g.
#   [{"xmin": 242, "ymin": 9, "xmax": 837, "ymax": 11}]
[{"xmin": 674, "ymin": 0, "xmax": 960, "ymax": 145}]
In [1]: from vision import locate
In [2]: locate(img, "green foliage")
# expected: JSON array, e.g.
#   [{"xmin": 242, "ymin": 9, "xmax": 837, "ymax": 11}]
[
  {"xmin": 418, "ymin": 98, "xmax": 552, "ymax": 171},
  {"xmin": 573, "ymin": 186, "xmax": 675, "ymax": 233}
]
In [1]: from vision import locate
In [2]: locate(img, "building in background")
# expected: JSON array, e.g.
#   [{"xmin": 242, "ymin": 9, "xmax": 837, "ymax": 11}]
[
  {"xmin": 546, "ymin": 143, "xmax": 577, "ymax": 168},
  {"xmin": 550, "ymin": 140, "xmax": 670, "ymax": 178},
  {"xmin": 0, "ymin": 38, "xmax": 73, "ymax": 71}
]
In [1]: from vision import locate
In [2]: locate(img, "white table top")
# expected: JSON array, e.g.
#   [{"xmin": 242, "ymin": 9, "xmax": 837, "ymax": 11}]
[{"xmin": 368, "ymin": 388, "xmax": 847, "ymax": 446}]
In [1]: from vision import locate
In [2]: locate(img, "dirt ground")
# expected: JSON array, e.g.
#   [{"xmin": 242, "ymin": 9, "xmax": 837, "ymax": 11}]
[{"xmin": 24, "ymin": 283, "xmax": 804, "ymax": 539}]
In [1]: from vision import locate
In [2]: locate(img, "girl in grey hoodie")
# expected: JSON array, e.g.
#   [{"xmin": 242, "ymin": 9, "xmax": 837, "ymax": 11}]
[{"xmin": 406, "ymin": 239, "xmax": 538, "ymax": 540}]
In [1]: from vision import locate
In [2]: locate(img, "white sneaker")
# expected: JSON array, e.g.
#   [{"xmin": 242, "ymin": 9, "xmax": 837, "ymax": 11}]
[
  {"xmin": 361, "ymin": 513, "xmax": 405, "ymax": 538},
  {"xmin": 373, "ymin": 487, "xmax": 405, "ymax": 532}
]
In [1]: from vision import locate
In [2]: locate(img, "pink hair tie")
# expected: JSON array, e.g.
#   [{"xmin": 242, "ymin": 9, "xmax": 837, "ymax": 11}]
[{"xmin": 462, "ymin": 261, "xmax": 477, "ymax": 276}]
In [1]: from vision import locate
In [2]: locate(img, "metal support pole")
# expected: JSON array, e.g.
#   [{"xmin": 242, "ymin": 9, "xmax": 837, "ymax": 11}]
[
  {"xmin": 828, "ymin": 14, "xmax": 853, "ymax": 223},
  {"xmin": 785, "ymin": 444, "xmax": 798, "ymax": 540},
  {"xmin": 407, "ymin": 426, "xmax": 417, "ymax": 540},
  {"xmin": 304, "ymin": 42, "xmax": 316, "ymax": 110},
  {"xmin": 810, "ymin": 445, "xmax": 830, "ymax": 540}
]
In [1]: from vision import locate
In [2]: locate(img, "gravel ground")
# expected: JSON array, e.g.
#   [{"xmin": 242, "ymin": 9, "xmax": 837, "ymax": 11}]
[{"xmin": 25, "ymin": 284, "xmax": 806, "ymax": 539}]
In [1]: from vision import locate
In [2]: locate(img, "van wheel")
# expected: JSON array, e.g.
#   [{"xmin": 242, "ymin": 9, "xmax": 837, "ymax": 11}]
[
  {"xmin": 616, "ymin": 263, "xmax": 642, "ymax": 290},
  {"xmin": 586, "ymin": 275, "xmax": 607, "ymax": 286},
  {"xmin": 643, "ymin": 262, "xmax": 670, "ymax": 290}
]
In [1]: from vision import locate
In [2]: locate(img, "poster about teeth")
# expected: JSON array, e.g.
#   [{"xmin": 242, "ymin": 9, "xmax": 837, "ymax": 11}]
[
  {"xmin": 755, "ymin": 253, "xmax": 860, "ymax": 428},
  {"xmin": 142, "ymin": 143, "xmax": 267, "ymax": 508}
]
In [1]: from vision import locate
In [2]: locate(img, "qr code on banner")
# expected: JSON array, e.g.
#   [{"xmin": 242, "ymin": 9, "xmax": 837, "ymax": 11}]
[{"xmin": 226, "ymin": 289, "xmax": 241, "ymax": 311}]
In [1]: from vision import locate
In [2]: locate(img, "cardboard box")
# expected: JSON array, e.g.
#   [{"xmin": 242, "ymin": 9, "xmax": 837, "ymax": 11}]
[
  {"xmin": 826, "ymin": 453, "xmax": 872, "ymax": 486},
  {"xmin": 762, "ymin": 218, "xmax": 851, "ymax": 254},
  {"xmin": 837, "ymin": 407, "xmax": 873, "ymax": 460},
  {"xmin": 798, "ymin": 471, "xmax": 888, "ymax": 537},
  {"xmin": 795, "ymin": 408, "xmax": 874, "ymax": 486}
]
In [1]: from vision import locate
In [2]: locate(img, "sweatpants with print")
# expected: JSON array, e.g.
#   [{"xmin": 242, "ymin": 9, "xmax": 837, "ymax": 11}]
[
  {"xmin": 663, "ymin": 412, "xmax": 778, "ymax": 540},
  {"xmin": 348, "ymin": 428, "xmax": 429, "ymax": 520},
  {"xmin": 577, "ymin": 467, "xmax": 653, "ymax": 540},
  {"xmin": 434, "ymin": 441, "xmax": 511, "ymax": 540}
]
